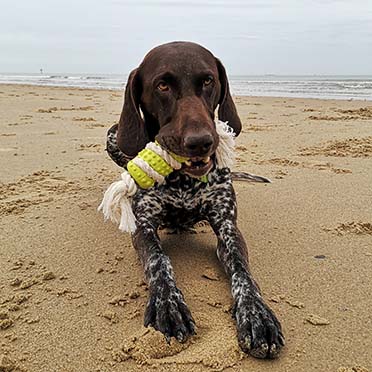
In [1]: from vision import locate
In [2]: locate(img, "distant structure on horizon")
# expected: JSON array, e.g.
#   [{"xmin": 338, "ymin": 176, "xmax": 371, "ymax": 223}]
[{"xmin": 40, "ymin": 68, "xmax": 43, "ymax": 74}]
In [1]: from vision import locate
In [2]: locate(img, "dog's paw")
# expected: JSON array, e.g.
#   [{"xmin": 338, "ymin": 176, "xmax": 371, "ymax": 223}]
[
  {"xmin": 144, "ymin": 285, "xmax": 196, "ymax": 343},
  {"xmin": 233, "ymin": 295, "xmax": 285, "ymax": 359}
]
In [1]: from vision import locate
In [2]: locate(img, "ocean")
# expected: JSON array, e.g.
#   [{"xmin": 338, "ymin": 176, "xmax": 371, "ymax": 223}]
[{"xmin": 1, "ymin": 73, "xmax": 372, "ymax": 101}]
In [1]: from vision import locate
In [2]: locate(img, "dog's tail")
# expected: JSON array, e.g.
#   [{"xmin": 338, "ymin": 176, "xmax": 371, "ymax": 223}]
[{"xmin": 231, "ymin": 171, "xmax": 271, "ymax": 183}]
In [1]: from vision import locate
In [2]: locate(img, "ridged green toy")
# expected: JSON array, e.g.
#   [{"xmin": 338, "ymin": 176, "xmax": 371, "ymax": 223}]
[{"xmin": 127, "ymin": 143, "xmax": 188, "ymax": 189}]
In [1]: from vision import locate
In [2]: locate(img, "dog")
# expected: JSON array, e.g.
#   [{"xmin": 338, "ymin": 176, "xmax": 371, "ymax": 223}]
[{"xmin": 105, "ymin": 41, "xmax": 284, "ymax": 359}]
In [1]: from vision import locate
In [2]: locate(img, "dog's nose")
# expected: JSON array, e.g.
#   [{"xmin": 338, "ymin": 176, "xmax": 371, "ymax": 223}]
[{"xmin": 183, "ymin": 133, "xmax": 213, "ymax": 155}]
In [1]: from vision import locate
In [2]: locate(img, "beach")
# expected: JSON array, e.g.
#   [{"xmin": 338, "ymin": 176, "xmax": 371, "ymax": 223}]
[{"xmin": 0, "ymin": 84, "xmax": 371, "ymax": 372}]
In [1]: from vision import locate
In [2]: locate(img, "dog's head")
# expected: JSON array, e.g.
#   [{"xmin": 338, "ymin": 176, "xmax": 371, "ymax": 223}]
[{"xmin": 117, "ymin": 41, "xmax": 241, "ymax": 177}]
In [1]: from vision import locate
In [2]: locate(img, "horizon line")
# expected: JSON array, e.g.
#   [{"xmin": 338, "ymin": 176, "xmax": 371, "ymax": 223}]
[{"xmin": 1, "ymin": 72, "xmax": 372, "ymax": 77}]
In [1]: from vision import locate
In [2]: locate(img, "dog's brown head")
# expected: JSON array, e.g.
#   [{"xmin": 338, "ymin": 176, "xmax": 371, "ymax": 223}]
[{"xmin": 117, "ymin": 41, "xmax": 241, "ymax": 177}]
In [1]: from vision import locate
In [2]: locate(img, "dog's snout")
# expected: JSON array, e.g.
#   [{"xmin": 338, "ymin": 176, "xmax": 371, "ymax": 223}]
[{"xmin": 183, "ymin": 133, "xmax": 214, "ymax": 155}]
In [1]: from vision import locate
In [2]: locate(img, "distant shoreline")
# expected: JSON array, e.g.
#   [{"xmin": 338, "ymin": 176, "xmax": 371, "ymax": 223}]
[
  {"xmin": 0, "ymin": 82, "xmax": 370, "ymax": 103},
  {"xmin": 2, "ymin": 71, "xmax": 372, "ymax": 101}
]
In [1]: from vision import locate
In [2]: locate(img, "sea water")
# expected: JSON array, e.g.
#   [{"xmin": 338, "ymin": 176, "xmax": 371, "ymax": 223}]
[{"xmin": 1, "ymin": 73, "xmax": 372, "ymax": 100}]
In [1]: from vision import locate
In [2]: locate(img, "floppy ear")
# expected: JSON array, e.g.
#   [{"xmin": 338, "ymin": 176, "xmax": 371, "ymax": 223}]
[
  {"xmin": 117, "ymin": 68, "xmax": 150, "ymax": 158},
  {"xmin": 216, "ymin": 58, "xmax": 242, "ymax": 136}
]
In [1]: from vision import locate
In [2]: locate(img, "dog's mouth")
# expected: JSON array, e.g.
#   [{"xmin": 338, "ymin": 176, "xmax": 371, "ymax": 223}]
[
  {"xmin": 155, "ymin": 136, "xmax": 215, "ymax": 178},
  {"xmin": 181, "ymin": 155, "xmax": 214, "ymax": 177}
]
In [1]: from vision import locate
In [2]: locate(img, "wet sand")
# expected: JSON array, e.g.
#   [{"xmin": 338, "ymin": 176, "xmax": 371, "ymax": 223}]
[{"xmin": 0, "ymin": 84, "xmax": 371, "ymax": 372}]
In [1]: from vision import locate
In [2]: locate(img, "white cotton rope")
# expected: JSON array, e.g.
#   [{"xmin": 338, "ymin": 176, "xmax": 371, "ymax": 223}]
[
  {"xmin": 132, "ymin": 157, "xmax": 165, "ymax": 184},
  {"xmin": 98, "ymin": 119, "xmax": 235, "ymax": 233},
  {"xmin": 146, "ymin": 142, "xmax": 183, "ymax": 170},
  {"xmin": 98, "ymin": 170, "xmax": 138, "ymax": 233},
  {"xmin": 215, "ymin": 120, "xmax": 235, "ymax": 169}
]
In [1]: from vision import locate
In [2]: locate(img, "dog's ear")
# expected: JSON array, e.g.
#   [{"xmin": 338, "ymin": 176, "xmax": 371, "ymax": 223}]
[
  {"xmin": 216, "ymin": 58, "xmax": 242, "ymax": 136},
  {"xmin": 117, "ymin": 68, "xmax": 149, "ymax": 158}
]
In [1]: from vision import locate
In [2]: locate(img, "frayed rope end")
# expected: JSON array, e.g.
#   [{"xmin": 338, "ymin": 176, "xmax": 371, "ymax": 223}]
[
  {"xmin": 97, "ymin": 171, "xmax": 137, "ymax": 233},
  {"xmin": 215, "ymin": 120, "xmax": 235, "ymax": 169}
]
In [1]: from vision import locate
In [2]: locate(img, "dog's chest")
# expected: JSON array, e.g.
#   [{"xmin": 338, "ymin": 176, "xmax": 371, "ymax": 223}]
[
  {"xmin": 142, "ymin": 168, "xmax": 232, "ymax": 212},
  {"xmin": 134, "ymin": 167, "xmax": 233, "ymax": 230},
  {"xmin": 149, "ymin": 174, "xmax": 208, "ymax": 211}
]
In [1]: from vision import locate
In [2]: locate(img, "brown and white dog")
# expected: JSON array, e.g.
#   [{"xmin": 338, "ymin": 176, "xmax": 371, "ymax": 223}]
[{"xmin": 104, "ymin": 41, "xmax": 284, "ymax": 359}]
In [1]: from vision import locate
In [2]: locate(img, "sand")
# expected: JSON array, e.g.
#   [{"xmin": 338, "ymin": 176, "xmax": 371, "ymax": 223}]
[{"xmin": 0, "ymin": 84, "xmax": 371, "ymax": 372}]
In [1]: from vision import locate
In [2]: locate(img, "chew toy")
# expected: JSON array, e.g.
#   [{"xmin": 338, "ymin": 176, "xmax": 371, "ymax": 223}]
[
  {"xmin": 98, "ymin": 120, "xmax": 235, "ymax": 233},
  {"xmin": 127, "ymin": 143, "xmax": 188, "ymax": 188}
]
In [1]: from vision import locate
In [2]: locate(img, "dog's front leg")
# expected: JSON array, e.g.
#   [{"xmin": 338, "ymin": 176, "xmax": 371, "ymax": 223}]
[
  {"xmin": 206, "ymin": 188, "xmax": 285, "ymax": 358},
  {"xmin": 132, "ymin": 196, "xmax": 196, "ymax": 343}
]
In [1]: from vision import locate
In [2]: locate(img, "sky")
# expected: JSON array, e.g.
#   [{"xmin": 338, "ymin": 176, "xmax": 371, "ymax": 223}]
[{"xmin": 0, "ymin": 0, "xmax": 371, "ymax": 75}]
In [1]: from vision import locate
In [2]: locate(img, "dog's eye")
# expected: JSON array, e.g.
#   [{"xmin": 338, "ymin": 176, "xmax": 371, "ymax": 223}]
[
  {"xmin": 157, "ymin": 82, "xmax": 169, "ymax": 92},
  {"xmin": 203, "ymin": 77, "xmax": 213, "ymax": 86}
]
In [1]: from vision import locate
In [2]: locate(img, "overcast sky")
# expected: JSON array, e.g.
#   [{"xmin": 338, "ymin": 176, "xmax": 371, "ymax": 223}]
[{"xmin": 0, "ymin": 0, "xmax": 371, "ymax": 75}]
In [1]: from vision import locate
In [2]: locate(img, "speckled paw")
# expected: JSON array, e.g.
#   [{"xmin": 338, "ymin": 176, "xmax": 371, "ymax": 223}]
[
  {"xmin": 144, "ymin": 286, "xmax": 196, "ymax": 343},
  {"xmin": 234, "ymin": 295, "xmax": 285, "ymax": 359}
]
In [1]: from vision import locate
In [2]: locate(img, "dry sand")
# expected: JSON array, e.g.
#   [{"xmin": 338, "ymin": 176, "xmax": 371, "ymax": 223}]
[{"xmin": 0, "ymin": 84, "xmax": 371, "ymax": 372}]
